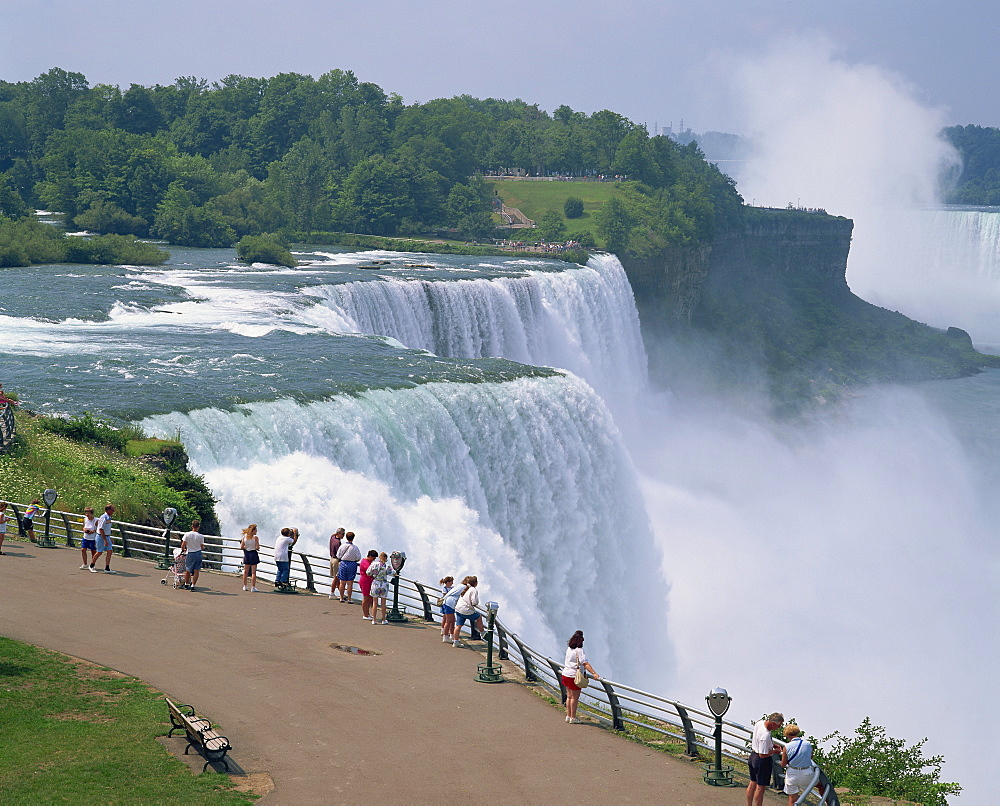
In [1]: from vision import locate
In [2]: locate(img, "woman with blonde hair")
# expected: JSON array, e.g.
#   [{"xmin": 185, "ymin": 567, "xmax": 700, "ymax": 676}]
[
  {"xmin": 240, "ymin": 524, "xmax": 260, "ymax": 591},
  {"xmin": 780, "ymin": 723, "xmax": 823, "ymax": 805}
]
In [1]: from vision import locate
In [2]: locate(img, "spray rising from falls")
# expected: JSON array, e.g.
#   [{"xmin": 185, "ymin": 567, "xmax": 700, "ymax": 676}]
[
  {"xmin": 848, "ymin": 207, "xmax": 1000, "ymax": 346},
  {"xmin": 142, "ymin": 374, "xmax": 667, "ymax": 680},
  {"xmin": 303, "ymin": 253, "xmax": 648, "ymax": 403}
]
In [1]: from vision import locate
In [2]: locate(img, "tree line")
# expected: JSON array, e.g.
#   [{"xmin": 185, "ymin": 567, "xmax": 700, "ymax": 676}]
[
  {"xmin": 0, "ymin": 67, "xmax": 743, "ymax": 255},
  {"xmin": 943, "ymin": 124, "xmax": 1000, "ymax": 205}
]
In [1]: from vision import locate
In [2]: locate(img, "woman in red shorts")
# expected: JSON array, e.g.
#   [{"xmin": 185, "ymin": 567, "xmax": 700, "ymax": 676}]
[{"xmin": 560, "ymin": 630, "xmax": 600, "ymax": 723}]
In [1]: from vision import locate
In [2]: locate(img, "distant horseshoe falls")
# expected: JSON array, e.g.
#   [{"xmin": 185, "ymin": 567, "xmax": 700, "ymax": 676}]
[{"xmin": 305, "ymin": 253, "xmax": 649, "ymax": 402}]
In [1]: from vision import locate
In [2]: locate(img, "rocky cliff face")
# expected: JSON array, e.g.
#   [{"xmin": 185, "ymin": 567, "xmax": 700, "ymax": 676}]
[
  {"xmin": 620, "ymin": 208, "xmax": 995, "ymax": 407},
  {"xmin": 622, "ymin": 209, "xmax": 854, "ymax": 330}
]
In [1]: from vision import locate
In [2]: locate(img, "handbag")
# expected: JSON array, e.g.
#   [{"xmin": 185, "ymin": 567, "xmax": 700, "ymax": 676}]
[
  {"xmin": 435, "ymin": 595, "xmax": 446, "ymax": 607},
  {"xmin": 573, "ymin": 650, "xmax": 589, "ymax": 688}
]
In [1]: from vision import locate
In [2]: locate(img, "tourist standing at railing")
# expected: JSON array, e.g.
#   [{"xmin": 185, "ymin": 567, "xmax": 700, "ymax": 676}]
[
  {"xmin": 274, "ymin": 527, "xmax": 298, "ymax": 586},
  {"xmin": 368, "ymin": 552, "xmax": 392, "ymax": 625},
  {"xmin": 240, "ymin": 524, "xmax": 260, "ymax": 592},
  {"xmin": 0, "ymin": 501, "xmax": 7, "ymax": 555},
  {"xmin": 23, "ymin": 498, "xmax": 40, "ymax": 542},
  {"xmin": 439, "ymin": 575, "xmax": 458, "ymax": 642},
  {"xmin": 747, "ymin": 712, "xmax": 784, "ymax": 806},
  {"xmin": 780, "ymin": 723, "xmax": 823, "ymax": 805},
  {"xmin": 180, "ymin": 519, "xmax": 204, "ymax": 590},
  {"xmin": 451, "ymin": 575, "xmax": 485, "ymax": 647},
  {"xmin": 560, "ymin": 630, "xmax": 600, "ymax": 724},
  {"xmin": 328, "ymin": 527, "xmax": 345, "ymax": 599},
  {"xmin": 95, "ymin": 504, "xmax": 116, "ymax": 574},
  {"xmin": 79, "ymin": 506, "xmax": 100, "ymax": 571},
  {"xmin": 335, "ymin": 531, "xmax": 361, "ymax": 602},
  {"xmin": 359, "ymin": 549, "xmax": 378, "ymax": 620}
]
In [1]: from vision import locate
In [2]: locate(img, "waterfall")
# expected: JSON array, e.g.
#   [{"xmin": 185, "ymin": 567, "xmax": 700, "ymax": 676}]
[
  {"xmin": 304, "ymin": 253, "xmax": 649, "ymax": 403},
  {"xmin": 142, "ymin": 373, "xmax": 669, "ymax": 680},
  {"xmin": 848, "ymin": 207, "xmax": 1000, "ymax": 346}
]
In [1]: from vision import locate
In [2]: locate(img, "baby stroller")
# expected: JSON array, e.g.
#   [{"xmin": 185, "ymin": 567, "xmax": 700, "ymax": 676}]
[{"xmin": 161, "ymin": 550, "xmax": 187, "ymax": 589}]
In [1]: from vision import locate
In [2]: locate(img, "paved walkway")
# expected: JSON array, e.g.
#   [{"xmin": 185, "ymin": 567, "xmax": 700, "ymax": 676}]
[{"xmin": 3, "ymin": 540, "xmax": 744, "ymax": 805}]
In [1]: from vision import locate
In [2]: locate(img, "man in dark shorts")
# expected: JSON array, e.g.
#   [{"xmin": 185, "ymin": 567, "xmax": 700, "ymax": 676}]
[{"xmin": 747, "ymin": 712, "xmax": 784, "ymax": 806}]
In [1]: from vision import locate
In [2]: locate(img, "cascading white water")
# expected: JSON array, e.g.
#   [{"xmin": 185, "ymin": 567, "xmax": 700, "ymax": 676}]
[
  {"xmin": 848, "ymin": 207, "xmax": 1000, "ymax": 347},
  {"xmin": 142, "ymin": 373, "xmax": 668, "ymax": 680},
  {"xmin": 303, "ymin": 253, "xmax": 648, "ymax": 404}
]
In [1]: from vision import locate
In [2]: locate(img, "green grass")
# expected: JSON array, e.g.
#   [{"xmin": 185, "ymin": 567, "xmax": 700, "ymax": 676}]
[
  {"xmin": 0, "ymin": 637, "xmax": 254, "ymax": 804},
  {"xmin": 489, "ymin": 180, "xmax": 622, "ymax": 241},
  {"xmin": 0, "ymin": 412, "xmax": 199, "ymax": 525}
]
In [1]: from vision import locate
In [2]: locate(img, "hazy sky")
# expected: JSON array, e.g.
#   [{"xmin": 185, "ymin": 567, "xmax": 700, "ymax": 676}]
[{"xmin": 2, "ymin": 1, "xmax": 997, "ymax": 132}]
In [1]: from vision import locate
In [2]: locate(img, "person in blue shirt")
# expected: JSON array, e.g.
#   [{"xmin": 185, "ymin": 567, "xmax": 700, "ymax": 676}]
[{"xmin": 780, "ymin": 724, "xmax": 824, "ymax": 805}]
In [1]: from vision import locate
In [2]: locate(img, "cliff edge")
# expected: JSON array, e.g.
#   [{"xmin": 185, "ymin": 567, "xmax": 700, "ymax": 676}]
[{"xmin": 622, "ymin": 207, "xmax": 998, "ymax": 409}]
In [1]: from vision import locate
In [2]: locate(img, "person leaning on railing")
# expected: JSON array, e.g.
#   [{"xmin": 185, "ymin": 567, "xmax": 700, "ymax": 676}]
[
  {"xmin": 560, "ymin": 630, "xmax": 600, "ymax": 724},
  {"xmin": 780, "ymin": 724, "xmax": 824, "ymax": 805},
  {"xmin": 747, "ymin": 712, "xmax": 784, "ymax": 806}
]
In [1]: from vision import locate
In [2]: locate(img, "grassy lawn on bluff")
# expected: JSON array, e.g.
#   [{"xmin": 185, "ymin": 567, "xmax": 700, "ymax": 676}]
[
  {"xmin": 0, "ymin": 637, "xmax": 253, "ymax": 804},
  {"xmin": 0, "ymin": 411, "xmax": 199, "ymax": 526},
  {"xmin": 489, "ymin": 180, "xmax": 621, "ymax": 242}
]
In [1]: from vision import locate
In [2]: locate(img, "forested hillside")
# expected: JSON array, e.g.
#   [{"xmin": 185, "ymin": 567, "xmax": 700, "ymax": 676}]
[
  {"xmin": 943, "ymin": 124, "xmax": 1000, "ymax": 205},
  {"xmin": 0, "ymin": 67, "xmax": 740, "ymax": 254}
]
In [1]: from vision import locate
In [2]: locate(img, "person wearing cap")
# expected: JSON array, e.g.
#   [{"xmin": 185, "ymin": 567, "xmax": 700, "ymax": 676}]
[
  {"xmin": 747, "ymin": 712, "xmax": 784, "ymax": 806},
  {"xmin": 780, "ymin": 723, "xmax": 823, "ymax": 805}
]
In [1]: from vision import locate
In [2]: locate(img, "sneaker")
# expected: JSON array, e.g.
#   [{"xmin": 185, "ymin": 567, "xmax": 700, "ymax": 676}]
[
  {"xmin": 453, "ymin": 640, "xmax": 461, "ymax": 647},
  {"xmin": 371, "ymin": 620, "xmax": 379, "ymax": 626},
  {"xmin": 89, "ymin": 566, "xmax": 98, "ymax": 573},
  {"xmin": 329, "ymin": 593, "xmax": 335, "ymax": 599},
  {"xmin": 251, "ymin": 587, "xmax": 259, "ymax": 592},
  {"xmin": 104, "ymin": 568, "xmax": 116, "ymax": 574},
  {"xmin": 363, "ymin": 616, "xmax": 373, "ymax": 621},
  {"xmin": 79, "ymin": 564, "xmax": 89, "ymax": 569},
  {"xmin": 442, "ymin": 634, "xmax": 450, "ymax": 642},
  {"xmin": 381, "ymin": 620, "xmax": 389, "ymax": 625},
  {"xmin": 567, "ymin": 717, "xmax": 582, "ymax": 724},
  {"xmin": 242, "ymin": 585, "xmax": 248, "ymax": 591}
]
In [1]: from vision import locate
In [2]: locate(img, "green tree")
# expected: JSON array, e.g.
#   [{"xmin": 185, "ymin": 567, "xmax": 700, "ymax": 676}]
[
  {"xmin": 445, "ymin": 178, "xmax": 493, "ymax": 239},
  {"xmin": 814, "ymin": 718, "xmax": 960, "ymax": 806},
  {"xmin": 595, "ymin": 196, "xmax": 635, "ymax": 253},
  {"xmin": 236, "ymin": 233, "xmax": 296, "ymax": 267},
  {"xmin": 152, "ymin": 182, "xmax": 235, "ymax": 246},
  {"xmin": 537, "ymin": 209, "xmax": 567, "ymax": 242},
  {"xmin": 564, "ymin": 196, "xmax": 584, "ymax": 218},
  {"xmin": 335, "ymin": 155, "xmax": 414, "ymax": 235}
]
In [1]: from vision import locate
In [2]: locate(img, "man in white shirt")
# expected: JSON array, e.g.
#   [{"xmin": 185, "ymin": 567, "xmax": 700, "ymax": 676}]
[
  {"xmin": 274, "ymin": 527, "xmax": 298, "ymax": 587},
  {"xmin": 747, "ymin": 712, "xmax": 784, "ymax": 806},
  {"xmin": 95, "ymin": 504, "xmax": 116, "ymax": 574},
  {"xmin": 180, "ymin": 520, "xmax": 205, "ymax": 590}
]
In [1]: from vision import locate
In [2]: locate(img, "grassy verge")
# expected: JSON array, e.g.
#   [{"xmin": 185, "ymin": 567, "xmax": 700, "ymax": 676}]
[
  {"xmin": 0, "ymin": 411, "xmax": 214, "ymax": 528},
  {"xmin": 0, "ymin": 636, "xmax": 253, "ymax": 804},
  {"xmin": 489, "ymin": 180, "xmax": 622, "ymax": 242}
]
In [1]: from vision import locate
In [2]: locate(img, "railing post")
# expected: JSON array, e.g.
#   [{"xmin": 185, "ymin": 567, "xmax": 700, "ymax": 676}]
[
  {"xmin": 545, "ymin": 658, "xmax": 568, "ymax": 705},
  {"xmin": 495, "ymin": 622, "xmax": 509, "ymax": 660},
  {"xmin": 674, "ymin": 704, "xmax": 700, "ymax": 757},
  {"xmin": 117, "ymin": 524, "xmax": 131, "ymax": 558},
  {"xmin": 298, "ymin": 552, "xmax": 316, "ymax": 592},
  {"xmin": 61, "ymin": 513, "xmax": 75, "ymax": 547},
  {"xmin": 11, "ymin": 504, "xmax": 24, "ymax": 536},
  {"xmin": 598, "ymin": 679, "xmax": 625, "ymax": 731},
  {"xmin": 508, "ymin": 633, "xmax": 538, "ymax": 682},
  {"xmin": 413, "ymin": 581, "xmax": 435, "ymax": 621}
]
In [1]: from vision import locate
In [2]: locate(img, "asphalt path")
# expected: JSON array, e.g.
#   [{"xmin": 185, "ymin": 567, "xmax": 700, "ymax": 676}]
[{"xmin": 2, "ymin": 539, "xmax": 744, "ymax": 804}]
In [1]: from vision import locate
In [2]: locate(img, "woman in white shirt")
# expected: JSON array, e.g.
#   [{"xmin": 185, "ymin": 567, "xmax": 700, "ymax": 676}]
[
  {"xmin": 560, "ymin": 630, "xmax": 600, "ymax": 723},
  {"xmin": 450, "ymin": 575, "xmax": 485, "ymax": 647},
  {"xmin": 79, "ymin": 506, "xmax": 99, "ymax": 570}
]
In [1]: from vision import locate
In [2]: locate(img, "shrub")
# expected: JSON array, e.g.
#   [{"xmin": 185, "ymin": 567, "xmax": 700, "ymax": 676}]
[
  {"xmin": 813, "ymin": 717, "xmax": 960, "ymax": 806},
  {"xmin": 564, "ymin": 196, "xmax": 584, "ymax": 218},
  {"xmin": 236, "ymin": 233, "xmax": 297, "ymax": 267}
]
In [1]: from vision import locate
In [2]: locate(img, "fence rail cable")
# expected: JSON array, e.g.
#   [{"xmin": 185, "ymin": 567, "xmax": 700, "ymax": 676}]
[{"xmin": 6, "ymin": 500, "xmax": 837, "ymax": 804}]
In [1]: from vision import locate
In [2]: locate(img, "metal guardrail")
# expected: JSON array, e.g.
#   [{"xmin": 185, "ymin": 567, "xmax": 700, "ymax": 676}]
[
  {"xmin": 7, "ymin": 499, "xmax": 837, "ymax": 803},
  {"xmin": 0, "ymin": 402, "xmax": 15, "ymax": 453}
]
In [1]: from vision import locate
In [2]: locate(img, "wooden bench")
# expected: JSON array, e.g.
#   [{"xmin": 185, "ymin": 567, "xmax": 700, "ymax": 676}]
[{"xmin": 165, "ymin": 696, "xmax": 232, "ymax": 772}]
